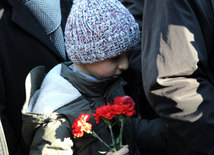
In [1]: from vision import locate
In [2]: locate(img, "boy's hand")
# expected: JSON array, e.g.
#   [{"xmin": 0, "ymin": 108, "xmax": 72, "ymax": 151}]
[{"xmin": 107, "ymin": 145, "xmax": 129, "ymax": 155}]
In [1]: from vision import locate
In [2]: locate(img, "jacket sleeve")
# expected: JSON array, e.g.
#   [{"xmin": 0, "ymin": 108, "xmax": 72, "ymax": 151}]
[
  {"xmin": 141, "ymin": 0, "xmax": 214, "ymax": 154},
  {"xmin": 131, "ymin": 118, "xmax": 167, "ymax": 149},
  {"xmin": 30, "ymin": 117, "xmax": 74, "ymax": 155}
]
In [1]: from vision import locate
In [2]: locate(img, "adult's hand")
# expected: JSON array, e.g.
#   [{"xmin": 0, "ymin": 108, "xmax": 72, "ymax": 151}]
[{"xmin": 107, "ymin": 145, "xmax": 129, "ymax": 155}]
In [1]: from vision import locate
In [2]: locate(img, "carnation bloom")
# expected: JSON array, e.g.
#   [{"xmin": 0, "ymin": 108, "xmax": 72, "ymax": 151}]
[
  {"xmin": 72, "ymin": 113, "xmax": 92, "ymax": 138},
  {"xmin": 72, "ymin": 113, "xmax": 112, "ymax": 151},
  {"xmin": 114, "ymin": 96, "xmax": 135, "ymax": 106},
  {"xmin": 71, "ymin": 96, "xmax": 136, "ymax": 152},
  {"xmin": 93, "ymin": 103, "xmax": 116, "ymax": 124},
  {"xmin": 111, "ymin": 104, "xmax": 135, "ymax": 117},
  {"xmin": 112, "ymin": 96, "xmax": 136, "ymax": 117}
]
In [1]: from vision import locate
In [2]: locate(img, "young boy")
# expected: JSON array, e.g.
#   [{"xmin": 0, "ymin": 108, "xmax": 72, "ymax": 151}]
[{"xmin": 22, "ymin": 0, "xmax": 167, "ymax": 154}]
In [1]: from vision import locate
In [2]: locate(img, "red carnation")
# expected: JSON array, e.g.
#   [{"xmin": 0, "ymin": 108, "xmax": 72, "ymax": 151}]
[
  {"xmin": 112, "ymin": 96, "xmax": 136, "ymax": 117},
  {"xmin": 114, "ymin": 96, "xmax": 135, "ymax": 106},
  {"xmin": 93, "ymin": 103, "xmax": 116, "ymax": 124},
  {"xmin": 71, "ymin": 113, "xmax": 112, "ymax": 151},
  {"xmin": 72, "ymin": 113, "xmax": 92, "ymax": 138},
  {"xmin": 71, "ymin": 96, "xmax": 137, "ymax": 153}
]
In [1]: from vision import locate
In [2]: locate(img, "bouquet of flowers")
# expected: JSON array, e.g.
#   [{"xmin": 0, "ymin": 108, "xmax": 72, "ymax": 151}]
[{"xmin": 71, "ymin": 96, "xmax": 136, "ymax": 153}]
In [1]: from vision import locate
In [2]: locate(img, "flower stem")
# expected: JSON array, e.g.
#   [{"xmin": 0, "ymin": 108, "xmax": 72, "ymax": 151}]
[
  {"xmin": 91, "ymin": 131, "xmax": 113, "ymax": 151},
  {"xmin": 119, "ymin": 116, "xmax": 125, "ymax": 148},
  {"xmin": 108, "ymin": 123, "xmax": 115, "ymax": 146}
]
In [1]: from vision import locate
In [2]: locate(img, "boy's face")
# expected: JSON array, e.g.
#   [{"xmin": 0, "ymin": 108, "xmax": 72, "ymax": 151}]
[{"xmin": 75, "ymin": 53, "xmax": 128, "ymax": 79}]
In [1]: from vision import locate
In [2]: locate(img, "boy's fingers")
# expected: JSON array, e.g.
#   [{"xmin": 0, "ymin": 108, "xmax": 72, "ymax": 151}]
[
  {"xmin": 117, "ymin": 146, "xmax": 129, "ymax": 154},
  {"xmin": 107, "ymin": 145, "xmax": 129, "ymax": 155}
]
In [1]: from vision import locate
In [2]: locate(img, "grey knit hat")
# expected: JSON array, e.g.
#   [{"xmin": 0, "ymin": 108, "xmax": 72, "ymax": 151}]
[{"xmin": 64, "ymin": 0, "xmax": 140, "ymax": 64}]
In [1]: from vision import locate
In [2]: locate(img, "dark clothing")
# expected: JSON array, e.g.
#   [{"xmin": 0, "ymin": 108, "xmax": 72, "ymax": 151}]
[
  {"xmin": 121, "ymin": 2, "xmax": 168, "ymax": 154},
  {"xmin": 120, "ymin": 0, "xmax": 144, "ymax": 30},
  {"xmin": 22, "ymin": 62, "xmax": 167, "ymax": 155},
  {"xmin": 141, "ymin": 0, "xmax": 214, "ymax": 154},
  {"xmin": 0, "ymin": 117, "xmax": 8, "ymax": 155},
  {"xmin": 0, "ymin": 0, "xmax": 71, "ymax": 154}
]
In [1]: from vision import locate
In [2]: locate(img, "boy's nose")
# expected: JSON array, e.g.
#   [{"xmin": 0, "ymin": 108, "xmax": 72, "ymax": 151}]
[{"xmin": 118, "ymin": 53, "xmax": 129, "ymax": 71}]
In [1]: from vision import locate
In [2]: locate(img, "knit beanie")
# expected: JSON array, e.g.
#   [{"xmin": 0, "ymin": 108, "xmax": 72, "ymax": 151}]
[{"xmin": 64, "ymin": 0, "xmax": 140, "ymax": 64}]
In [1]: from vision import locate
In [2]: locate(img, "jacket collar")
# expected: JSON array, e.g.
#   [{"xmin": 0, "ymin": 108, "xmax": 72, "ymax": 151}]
[
  {"xmin": 9, "ymin": 0, "xmax": 64, "ymax": 60},
  {"xmin": 61, "ymin": 62, "xmax": 127, "ymax": 98}
]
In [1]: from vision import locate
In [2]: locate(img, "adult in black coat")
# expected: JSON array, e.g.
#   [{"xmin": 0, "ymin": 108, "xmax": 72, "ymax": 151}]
[
  {"xmin": 141, "ymin": 0, "xmax": 214, "ymax": 154},
  {"xmin": 121, "ymin": 1, "xmax": 168, "ymax": 154},
  {"xmin": 0, "ymin": 0, "xmax": 71, "ymax": 154}
]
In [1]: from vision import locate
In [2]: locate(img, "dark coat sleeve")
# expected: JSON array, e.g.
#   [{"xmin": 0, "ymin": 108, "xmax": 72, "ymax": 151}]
[
  {"xmin": 141, "ymin": 0, "xmax": 214, "ymax": 154},
  {"xmin": 133, "ymin": 118, "xmax": 167, "ymax": 149},
  {"xmin": 124, "ymin": 117, "xmax": 168, "ymax": 155}
]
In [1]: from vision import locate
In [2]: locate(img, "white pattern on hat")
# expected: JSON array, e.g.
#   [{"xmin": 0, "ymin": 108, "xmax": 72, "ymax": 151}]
[{"xmin": 64, "ymin": 0, "xmax": 140, "ymax": 64}]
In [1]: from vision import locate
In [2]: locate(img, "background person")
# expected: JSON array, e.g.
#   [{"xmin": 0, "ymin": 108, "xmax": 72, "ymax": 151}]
[
  {"xmin": 141, "ymin": 0, "xmax": 214, "ymax": 154},
  {"xmin": 0, "ymin": 0, "xmax": 71, "ymax": 154}
]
